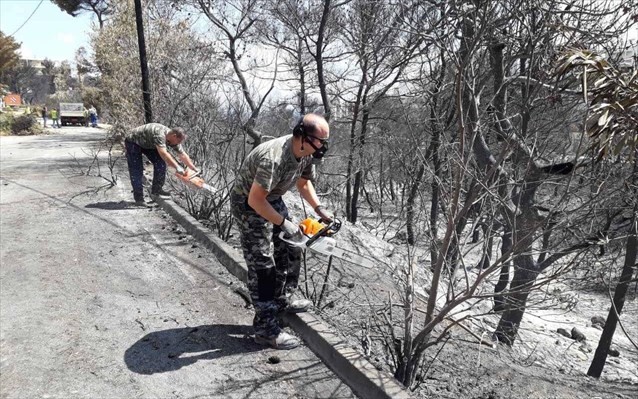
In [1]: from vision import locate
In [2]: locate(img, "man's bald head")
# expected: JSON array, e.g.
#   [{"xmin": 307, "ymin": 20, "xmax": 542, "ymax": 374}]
[{"xmin": 302, "ymin": 113, "xmax": 329, "ymax": 139}]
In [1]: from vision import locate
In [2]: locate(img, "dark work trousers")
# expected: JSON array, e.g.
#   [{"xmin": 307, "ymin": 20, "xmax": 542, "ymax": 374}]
[
  {"xmin": 230, "ymin": 193, "xmax": 302, "ymax": 338},
  {"xmin": 125, "ymin": 140, "xmax": 166, "ymax": 201}
]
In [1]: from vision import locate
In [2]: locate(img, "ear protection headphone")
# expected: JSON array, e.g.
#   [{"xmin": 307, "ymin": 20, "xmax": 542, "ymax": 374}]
[{"xmin": 292, "ymin": 118, "xmax": 306, "ymax": 138}]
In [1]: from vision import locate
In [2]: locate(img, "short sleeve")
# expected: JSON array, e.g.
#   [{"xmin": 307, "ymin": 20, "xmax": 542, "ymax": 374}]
[
  {"xmin": 301, "ymin": 162, "xmax": 316, "ymax": 181},
  {"xmin": 152, "ymin": 129, "xmax": 166, "ymax": 148},
  {"xmin": 254, "ymin": 157, "xmax": 275, "ymax": 192}
]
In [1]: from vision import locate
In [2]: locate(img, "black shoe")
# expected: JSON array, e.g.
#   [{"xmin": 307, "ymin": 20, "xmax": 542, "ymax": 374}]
[{"xmin": 151, "ymin": 188, "xmax": 171, "ymax": 199}]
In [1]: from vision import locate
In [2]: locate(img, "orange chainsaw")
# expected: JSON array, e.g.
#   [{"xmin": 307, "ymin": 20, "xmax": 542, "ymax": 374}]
[
  {"xmin": 172, "ymin": 167, "xmax": 217, "ymax": 194},
  {"xmin": 280, "ymin": 217, "xmax": 375, "ymax": 269}
]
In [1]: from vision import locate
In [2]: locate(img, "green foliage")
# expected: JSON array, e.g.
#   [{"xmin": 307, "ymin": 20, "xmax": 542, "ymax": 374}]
[
  {"xmin": 47, "ymin": 91, "xmax": 83, "ymax": 109},
  {"xmin": 52, "ymin": 0, "xmax": 86, "ymax": 16},
  {"xmin": 75, "ymin": 47, "xmax": 95, "ymax": 75},
  {"xmin": 0, "ymin": 112, "xmax": 14, "ymax": 135},
  {"xmin": 2, "ymin": 64, "xmax": 37, "ymax": 96},
  {"xmin": 11, "ymin": 114, "xmax": 39, "ymax": 135},
  {"xmin": 92, "ymin": 1, "xmax": 142, "ymax": 127},
  {"xmin": 51, "ymin": 0, "xmax": 113, "ymax": 28},
  {"xmin": 80, "ymin": 86, "xmax": 104, "ymax": 115},
  {"xmin": 0, "ymin": 31, "xmax": 21, "ymax": 75},
  {"xmin": 556, "ymin": 50, "xmax": 638, "ymax": 160},
  {"xmin": 0, "ymin": 113, "xmax": 41, "ymax": 136}
]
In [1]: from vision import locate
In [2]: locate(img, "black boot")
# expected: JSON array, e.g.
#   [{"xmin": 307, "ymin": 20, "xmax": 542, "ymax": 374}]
[{"xmin": 151, "ymin": 187, "xmax": 171, "ymax": 199}]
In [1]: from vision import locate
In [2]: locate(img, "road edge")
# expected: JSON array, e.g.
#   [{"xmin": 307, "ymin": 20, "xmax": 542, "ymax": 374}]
[{"xmin": 153, "ymin": 196, "xmax": 412, "ymax": 399}]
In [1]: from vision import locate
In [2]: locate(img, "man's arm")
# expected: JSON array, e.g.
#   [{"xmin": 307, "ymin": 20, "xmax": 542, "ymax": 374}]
[
  {"xmin": 177, "ymin": 152, "xmax": 197, "ymax": 171},
  {"xmin": 296, "ymin": 178, "xmax": 321, "ymax": 209},
  {"xmin": 248, "ymin": 182, "xmax": 286, "ymax": 226},
  {"xmin": 156, "ymin": 146, "xmax": 184, "ymax": 171}
]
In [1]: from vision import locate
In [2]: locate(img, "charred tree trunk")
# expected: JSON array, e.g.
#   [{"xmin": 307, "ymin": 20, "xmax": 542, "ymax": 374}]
[
  {"xmin": 406, "ymin": 163, "xmax": 425, "ymax": 245},
  {"xmin": 493, "ymin": 254, "xmax": 539, "ymax": 344},
  {"xmin": 429, "ymin": 141, "xmax": 441, "ymax": 266},
  {"xmin": 389, "ymin": 178, "xmax": 396, "ymax": 202},
  {"xmin": 445, "ymin": 199, "xmax": 482, "ymax": 273},
  {"xmin": 350, "ymin": 108, "xmax": 370, "ymax": 223},
  {"xmin": 588, "ymin": 213, "xmax": 637, "ymax": 377},
  {"xmin": 494, "ymin": 201, "xmax": 541, "ymax": 344},
  {"xmin": 494, "ymin": 226, "xmax": 513, "ymax": 311},
  {"xmin": 345, "ymin": 78, "xmax": 365, "ymax": 222},
  {"xmin": 379, "ymin": 154, "xmax": 384, "ymax": 206},
  {"xmin": 428, "ymin": 55, "xmax": 445, "ymax": 267},
  {"xmin": 479, "ymin": 222, "xmax": 493, "ymax": 269},
  {"xmin": 297, "ymin": 37, "xmax": 306, "ymax": 114},
  {"xmin": 314, "ymin": 0, "xmax": 332, "ymax": 121}
]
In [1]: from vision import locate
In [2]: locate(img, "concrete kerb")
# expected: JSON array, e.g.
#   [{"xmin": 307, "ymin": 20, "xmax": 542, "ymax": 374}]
[{"xmin": 153, "ymin": 196, "xmax": 412, "ymax": 399}]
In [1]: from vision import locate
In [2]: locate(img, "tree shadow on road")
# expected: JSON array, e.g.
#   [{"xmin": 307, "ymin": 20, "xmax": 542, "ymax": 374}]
[{"xmin": 125, "ymin": 324, "xmax": 261, "ymax": 374}]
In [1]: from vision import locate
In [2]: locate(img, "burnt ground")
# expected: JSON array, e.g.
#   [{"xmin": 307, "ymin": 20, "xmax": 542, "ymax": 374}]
[
  {"xmin": 420, "ymin": 338, "xmax": 638, "ymax": 399},
  {"xmin": 193, "ymin": 185, "xmax": 638, "ymax": 399},
  {"xmin": 174, "ymin": 186, "xmax": 638, "ymax": 399},
  {"xmin": 4, "ymin": 127, "xmax": 633, "ymax": 399}
]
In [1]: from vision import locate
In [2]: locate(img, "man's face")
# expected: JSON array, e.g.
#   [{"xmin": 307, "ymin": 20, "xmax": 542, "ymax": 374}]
[
  {"xmin": 306, "ymin": 130, "xmax": 329, "ymax": 149},
  {"xmin": 166, "ymin": 133, "xmax": 184, "ymax": 146},
  {"xmin": 303, "ymin": 122, "xmax": 330, "ymax": 154},
  {"xmin": 294, "ymin": 116, "xmax": 330, "ymax": 158}
]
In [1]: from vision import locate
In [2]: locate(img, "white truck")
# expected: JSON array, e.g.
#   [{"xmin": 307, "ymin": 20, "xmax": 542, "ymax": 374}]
[{"xmin": 59, "ymin": 103, "xmax": 86, "ymax": 126}]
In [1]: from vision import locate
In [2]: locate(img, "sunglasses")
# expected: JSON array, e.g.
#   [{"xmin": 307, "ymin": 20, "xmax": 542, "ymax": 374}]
[{"xmin": 306, "ymin": 134, "xmax": 329, "ymax": 146}]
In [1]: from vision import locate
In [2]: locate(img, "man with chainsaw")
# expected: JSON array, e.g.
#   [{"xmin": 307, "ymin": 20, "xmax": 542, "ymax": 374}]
[
  {"xmin": 230, "ymin": 113, "xmax": 334, "ymax": 350},
  {"xmin": 125, "ymin": 123, "xmax": 198, "ymax": 206}
]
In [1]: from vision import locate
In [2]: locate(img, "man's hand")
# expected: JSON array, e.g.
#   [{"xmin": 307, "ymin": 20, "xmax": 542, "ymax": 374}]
[
  {"xmin": 280, "ymin": 218, "xmax": 301, "ymax": 237},
  {"xmin": 175, "ymin": 165, "xmax": 187, "ymax": 176},
  {"xmin": 314, "ymin": 205, "xmax": 334, "ymax": 223}
]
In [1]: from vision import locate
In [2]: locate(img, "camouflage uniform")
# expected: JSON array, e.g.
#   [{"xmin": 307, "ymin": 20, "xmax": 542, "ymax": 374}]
[
  {"xmin": 124, "ymin": 123, "xmax": 184, "ymax": 201},
  {"xmin": 230, "ymin": 135, "xmax": 315, "ymax": 339}
]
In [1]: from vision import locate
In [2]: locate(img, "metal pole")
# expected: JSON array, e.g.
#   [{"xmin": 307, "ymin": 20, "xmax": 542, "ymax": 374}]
[{"xmin": 134, "ymin": 0, "xmax": 152, "ymax": 123}]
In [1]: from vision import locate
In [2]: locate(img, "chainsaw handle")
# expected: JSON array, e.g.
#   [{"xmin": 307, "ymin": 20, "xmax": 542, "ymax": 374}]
[{"xmin": 306, "ymin": 219, "xmax": 340, "ymax": 247}]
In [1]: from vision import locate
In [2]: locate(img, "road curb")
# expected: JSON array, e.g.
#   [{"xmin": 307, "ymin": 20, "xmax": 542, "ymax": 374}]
[{"xmin": 154, "ymin": 196, "xmax": 412, "ymax": 399}]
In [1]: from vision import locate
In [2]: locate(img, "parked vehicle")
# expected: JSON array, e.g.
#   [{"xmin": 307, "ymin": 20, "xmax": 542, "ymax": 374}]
[{"xmin": 59, "ymin": 103, "xmax": 86, "ymax": 126}]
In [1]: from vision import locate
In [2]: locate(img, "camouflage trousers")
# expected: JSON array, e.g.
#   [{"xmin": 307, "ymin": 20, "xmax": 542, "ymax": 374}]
[{"xmin": 230, "ymin": 193, "xmax": 302, "ymax": 338}]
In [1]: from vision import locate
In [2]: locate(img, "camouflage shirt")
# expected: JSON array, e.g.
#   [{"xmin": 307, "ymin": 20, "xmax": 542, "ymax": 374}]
[
  {"xmin": 233, "ymin": 135, "xmax": 315, "ymax": 200},
  {"xmin": 126, "ymin": 123, "xmax": 184, "ymax": 153}
]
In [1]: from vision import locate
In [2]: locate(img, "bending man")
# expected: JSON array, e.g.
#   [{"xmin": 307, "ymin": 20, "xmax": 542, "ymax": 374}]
[
  {"xmin": 230, "ymin": 113, "xmax": 334, "ymax": 350},
  {"xmin": 124, "ymin": 123, "xmax": 197, "ymax": 206}
]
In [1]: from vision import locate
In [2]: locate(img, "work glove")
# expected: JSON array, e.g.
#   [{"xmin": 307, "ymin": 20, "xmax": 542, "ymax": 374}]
[
  {"xmin": 280, "ymin": 218, "xmax": 301, "ymax": 237},
  {"xmin": 314, "ymin": 205, "xmax": 334, "ymax": 223}
]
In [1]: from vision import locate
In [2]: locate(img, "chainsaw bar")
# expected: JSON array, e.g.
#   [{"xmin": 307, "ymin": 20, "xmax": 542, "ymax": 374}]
[
  {"xmin": 174, "ymin": 168, "xmax": 218, "ymax": 194},
  {"xmin": 307, "ymin": 236, "xmax": 375, "ymax": 269},
  {"xmin": 279, "ymin": 218, "xmax": 375, "ymax": 269}
]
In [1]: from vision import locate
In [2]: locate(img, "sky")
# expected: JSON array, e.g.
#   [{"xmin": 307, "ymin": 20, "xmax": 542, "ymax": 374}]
[
  {"xmin": 0, "ymin": 0, "xmax": 93, "ymax": 63},
  {"xmin": 0, "ymin": 1, "xmax": 635, "ymax": 65}
]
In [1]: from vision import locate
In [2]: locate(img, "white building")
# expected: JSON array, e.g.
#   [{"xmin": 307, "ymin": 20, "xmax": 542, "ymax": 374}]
[
  {"xmin": 20, "ymin": 58, "xmax": 46, "ymax": 74},
  {"xmin": 619, "ymin": 43, "xmax": 637, "ymax": 69}
]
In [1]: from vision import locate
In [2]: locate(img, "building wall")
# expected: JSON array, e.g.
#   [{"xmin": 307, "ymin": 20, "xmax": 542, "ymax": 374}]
[
  {"xmin": 619, "ymin": 44, "xmax": 637, "ymax": 69},
  {"xmin": 20, "ymin": 59, "xmax": 46, "ymax": 75}
]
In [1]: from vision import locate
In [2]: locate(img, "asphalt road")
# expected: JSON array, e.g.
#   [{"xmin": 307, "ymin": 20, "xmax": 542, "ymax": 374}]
[{"xmin": 0, "ymin": 126, "xmax": 354, "ymax": 399}]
